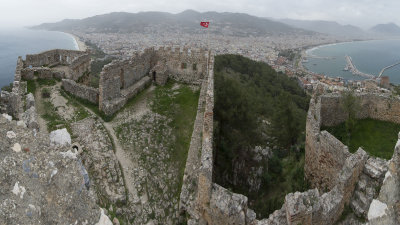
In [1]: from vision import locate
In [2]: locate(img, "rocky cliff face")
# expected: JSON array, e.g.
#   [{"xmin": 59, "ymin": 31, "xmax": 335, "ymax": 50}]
[{"xmin": 0, "ymin": 114, "xmax": 111, "ymax": 224}]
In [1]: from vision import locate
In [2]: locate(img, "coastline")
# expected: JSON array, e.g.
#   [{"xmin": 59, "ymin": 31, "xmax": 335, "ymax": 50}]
[
  {"xmin": 301, "ymin": 39, "xmax": 381, "ymax": 78},
  {"xmin": 300, "ymin": 39, "xmax": 400, "ymax": 84},
  {"xmin": 67, "ymin": 33, "xmax": 87, "ymax": 51}
]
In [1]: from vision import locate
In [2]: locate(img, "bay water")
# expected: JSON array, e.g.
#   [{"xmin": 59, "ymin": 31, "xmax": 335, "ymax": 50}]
[
  {"xmin": 303, "ymin": 39, "xmax": 400, "ymax": 84},
  {"xmin": 0, "ymin": 28, "xmax": 77, "ymax": 88}
]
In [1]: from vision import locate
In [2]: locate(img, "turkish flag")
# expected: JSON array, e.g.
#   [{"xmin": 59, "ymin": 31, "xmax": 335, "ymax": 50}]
[{"xmin": 200, "ymin": 22, "xmax": 209, "ymax": 28}]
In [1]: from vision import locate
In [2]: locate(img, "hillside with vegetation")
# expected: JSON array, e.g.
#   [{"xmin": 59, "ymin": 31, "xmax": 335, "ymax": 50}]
[
  {"xmin": 31, "ymin": 10, "xmax": 313, "ymax": 37},
  {"xmin": 213, "ymin": 54, "xmax": 310, "ymax": 218}
]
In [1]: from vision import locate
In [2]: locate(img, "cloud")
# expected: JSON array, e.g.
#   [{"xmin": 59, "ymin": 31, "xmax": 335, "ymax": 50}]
[{"xmin": 0, "ymin": 0, "xmax": 399, "ymax": 29}]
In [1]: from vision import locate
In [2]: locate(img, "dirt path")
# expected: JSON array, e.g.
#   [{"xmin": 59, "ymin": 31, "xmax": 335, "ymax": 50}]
[
  {"xmin": 103, "ymin": 121, "xmax": 140, "ymax": 203},
  {"xmin": 33, "ymin": 83, "xmax": 48, "ymax": 134},
  {"xmin": 73, "ymin": 100, "xmax": 141, "ymax": 203}
]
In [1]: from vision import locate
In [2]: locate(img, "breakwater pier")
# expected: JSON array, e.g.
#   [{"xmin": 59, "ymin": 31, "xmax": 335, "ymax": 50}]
[
  {"xmin": 344, "ymin": 55, "xmax": 375, "ymax": 79},
  {"xmin": 378, "ymin": 61, "xmax": 400, "ymax": 77}
]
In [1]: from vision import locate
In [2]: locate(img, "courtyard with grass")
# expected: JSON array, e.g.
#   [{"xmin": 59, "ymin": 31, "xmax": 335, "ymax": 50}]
[
  {"xmin": 112, "ymin": 81, "xmax": 200, "ymax": 223},
  {"xmin": 323, "ymin": 118, "xmax": 400, "ymax": 160}
]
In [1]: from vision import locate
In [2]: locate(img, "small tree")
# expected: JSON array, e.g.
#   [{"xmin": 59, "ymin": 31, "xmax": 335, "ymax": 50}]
[{"xmin": 341, "ymin": 90, "xmax": 360, "ymax": 140}]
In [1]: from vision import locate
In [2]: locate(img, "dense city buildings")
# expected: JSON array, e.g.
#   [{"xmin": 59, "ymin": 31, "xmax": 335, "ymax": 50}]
[{"xmin": 72, "ymin": 30, "xmax": 390, "ymax": 94}]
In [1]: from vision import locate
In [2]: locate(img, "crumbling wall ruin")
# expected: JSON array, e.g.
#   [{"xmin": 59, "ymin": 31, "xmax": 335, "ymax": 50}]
[
  {"xmin": 182, "ymin": 76, "xmax": 400, "ymax": 224},
  {"xmin": 299, "ymin": 92, "xmax": 400, "ymax": 224},
  {"xmin": 21, "ymin": 67, "xmax": 64, "ymax": 80},
  {"xmin": 98, "ymin": 48, "xmax": 156, "ymax": 115},
  {"xmin": 1, "ymin": 48, "xmax": 90, "ymax": 130},
  {"xmin": 62, "ymin": 79, "xmax": 99, "ymax": 104},
  {"xmin": 319, "ymin": 93, "xmax": 400, "ymax": 127},
  {"xmin": 368, "ymin": 136, "xmax": 400, "ymax": 225},
  {"xmin": 306, "ymin": 93, "xmax": 400, "ymax": 191},
  {"xmin": 68, "ymin": 54, "xmax": 91, "ymax": 80},
  {"xmin": 23, "ymin": 49, "xmax": 90, "ymax": 81},
  {"xmin": 99, "ymin": 46, "xmax": 209, "ymax": 116},
  {"xmin": 2, "ymin": 49, "xmax": 97, "ymax": 117},
  {"xmin": 25, "ymin": 49, "xmax": 86, "ymax": 67}
]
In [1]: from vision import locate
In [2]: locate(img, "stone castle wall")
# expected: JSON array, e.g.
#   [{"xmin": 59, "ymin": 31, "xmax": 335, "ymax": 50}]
[
  {"xmin": 306, "ymin": 93, "xmax": 400, "ymax": 191},
  {"xmin": 179, "ymin": 74, "xmax": 208, "ymax": 218},
  {"xmin": 99, "ymin": 47, "xmax": 209, "ymax": 116},
  {"xmin": 1, "ymin": 49, "xmax": 90, "ymax": 122},
  {"xmin": 320, "ymin": 93, "xmax": 400, "ymax": 127},
  {"xmin": 21, "ymin": 67, "xmax": 64, "ymax": 80},
  {"xmin": 98, "ymin": 48, "xmax": 155, "ymax": 115},
  {"xmin": 69, "ymin": 54, "xmax": 91, "ymax": 81},
  {"xmin": 282, "ymin": 148, "xmax": 367, "ymax": 225},
  {"xmin": 155, "ymin": 47, "xmax": 208, "ymax": 85},
  {"xmin": 368, "ymin": 137, "xmax": 400, "ymax": 225},
  {"xmin": 1, "ymin": 56, "xmax": 26, "ymax": 119},
  {"xmin": 23, "ymin": 49, "xmax": 90, "ymax": 81},
  {"xmin": 62, "ymin": 79, "xmax": 99, "ymax": 104},
  {"xmin": 194, "ymin": 53, "xmax": 216, "ymax": 223},
  {"xmin": 192, "ymin": 89, "xmax": 400, "ymax": 224},
  {"xmin": 25, "ymin": 49, "xmax": 86, "ymax": 67},
  {"xmin": 181, "ymin": 52, "xmax": 257, "ymax": 225}
]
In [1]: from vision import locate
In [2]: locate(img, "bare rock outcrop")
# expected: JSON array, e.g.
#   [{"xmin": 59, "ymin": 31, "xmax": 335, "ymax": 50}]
[
  {"xmin": 0, "ymin": 115, "xmax": 110, "ymax": 224},
  {"xmin": 71, "ymin": 117, "xmax": 127, "ymax": 205}
]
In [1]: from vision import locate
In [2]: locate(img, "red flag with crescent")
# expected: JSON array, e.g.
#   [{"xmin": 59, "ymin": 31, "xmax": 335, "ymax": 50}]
[{"xmin": 200, "ymin": 22, "xmax": 209, "ymax": 28}]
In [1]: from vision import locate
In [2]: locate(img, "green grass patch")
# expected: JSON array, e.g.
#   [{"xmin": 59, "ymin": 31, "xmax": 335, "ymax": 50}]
[
  {"xmin": 26, "ymin": 80, "xmax": 36, "ymax": 94},
  {"xmin": 37, "ymin": 78, "xmax": 57, "ymax": 86},
  {"xmin": 39, "ymin": 85, "xmax": 89, "ymax": 132},
  {"xmin": 151, "ymin": 81, "xmax": 200, "ymax": 198},
  {"xmin": 323, "ymin": 118, "xmax": 399, "ymax": 159},
  {"xmin": 42, "ymin": 100, "xmax": 71, "ymax": 132}
]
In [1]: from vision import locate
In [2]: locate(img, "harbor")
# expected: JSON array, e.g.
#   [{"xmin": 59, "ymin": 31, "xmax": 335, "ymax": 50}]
[
  {"xmin": 344, "ymin": 55, "xmax": 375, "ymax": 79},
  {"xmin": 379, "ymin": 61, "xmax": 400, "ymax": 77}
]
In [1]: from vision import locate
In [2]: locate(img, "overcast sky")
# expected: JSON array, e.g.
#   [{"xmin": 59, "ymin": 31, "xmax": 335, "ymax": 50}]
[{"xmin": 1, "ymin": 0, "xmax": 398, "ymax": 29}]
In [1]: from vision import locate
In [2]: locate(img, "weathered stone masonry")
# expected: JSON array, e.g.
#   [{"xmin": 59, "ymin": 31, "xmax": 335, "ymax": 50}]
[
  {"xmin": 183, "ymin": 86, "xmax": 399, "ymax": 224},
  {"xmin": 306, "ymin": 93, "xmax": 400, "ymax": 191},
  {"xmin": 23, "ymin": 49, "xmax": 91, "ymax": 81},
  {"xmin": 1, "ymin": 49, "xmax": 92, "ymax": 127},
  {"xmin": 62, "ymin": 79, "xmax": 99, "ymax": 104},
  {"xmin": 99, "ymin": 46, "xmax": 209, "ymax": 116},
  {"xmin": 301, "ymin": 92, "xmax": 400, "ymax": 224}
]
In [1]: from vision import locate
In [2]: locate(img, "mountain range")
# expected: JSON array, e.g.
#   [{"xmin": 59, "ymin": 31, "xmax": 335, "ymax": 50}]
[
  {"xmin": 369, "ymin": 23, "xmax": 400, "ymax": 36},
  {"xmin": 278, "ymin": 19, "xmax": 368, "ymax": 38},
  {"xmin": 32, "ymin": 10, "xmax": 312, "ymax": 37},
  {"xmin": 32, "ymin": 10, "xmax": 400, "ymax": 38}
]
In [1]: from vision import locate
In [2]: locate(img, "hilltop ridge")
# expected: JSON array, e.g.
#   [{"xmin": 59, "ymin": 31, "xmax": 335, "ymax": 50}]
[{"xmin": 32, "ymin": 10, "xmax": 314, "ymax": 37}]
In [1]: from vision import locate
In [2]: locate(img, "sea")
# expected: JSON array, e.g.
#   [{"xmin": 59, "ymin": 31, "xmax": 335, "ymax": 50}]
[
  {"xmin": 0, "ymin": 28, "xmax": 78, "ymax": 88},
  {"xmin": 303, "ymin": 39, "xmax": 400, "ymax": 84}
]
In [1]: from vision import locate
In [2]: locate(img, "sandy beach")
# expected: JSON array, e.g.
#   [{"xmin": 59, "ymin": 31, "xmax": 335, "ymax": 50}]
[{"xmin": 70, "ymin": 34, "xmax": 87, "ymax": 51}]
